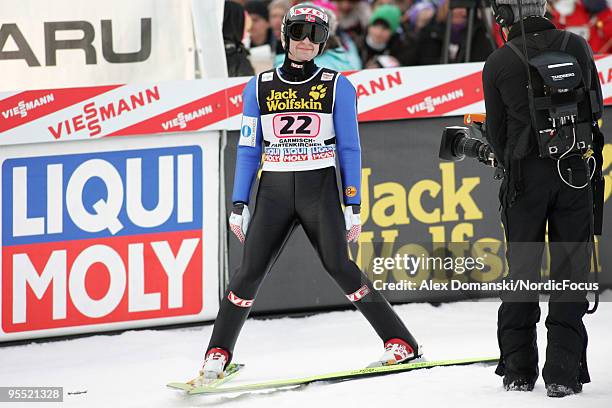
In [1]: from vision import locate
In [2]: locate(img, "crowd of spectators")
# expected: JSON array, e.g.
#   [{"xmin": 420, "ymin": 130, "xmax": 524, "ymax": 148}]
[{"xmin": 221, "ymin": 0, "xmax": 612, "ymax": 75}]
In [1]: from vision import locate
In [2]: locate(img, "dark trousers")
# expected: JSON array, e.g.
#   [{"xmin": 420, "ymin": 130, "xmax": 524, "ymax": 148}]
[
  {"xmin": 208, "ymin": 167, "xmax": 418, "ymax": 361},
  {"xmin": 496, "ymin": 156, "xmax": 592, "ymax": 387}
]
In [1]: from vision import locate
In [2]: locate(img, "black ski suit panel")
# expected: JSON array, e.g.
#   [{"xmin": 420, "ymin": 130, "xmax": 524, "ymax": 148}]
[{"xmin": 208, "ymin": 168, "xmax": 418, "ymax": 362}]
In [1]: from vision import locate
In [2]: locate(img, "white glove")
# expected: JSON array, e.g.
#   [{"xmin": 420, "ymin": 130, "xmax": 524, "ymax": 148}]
[
  {"xmin": 344, "ymin": 205, "xmax": 361, "ymax": 243},
  {"xmin": 229, "ymin": 203, "xmax": 250, "ymax": 243}
]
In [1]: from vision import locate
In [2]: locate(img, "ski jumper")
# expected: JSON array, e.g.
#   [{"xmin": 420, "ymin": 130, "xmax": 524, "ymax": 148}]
[{"xmin": 207, "ymin": 59, "xmax": 419, "ymax": 361}]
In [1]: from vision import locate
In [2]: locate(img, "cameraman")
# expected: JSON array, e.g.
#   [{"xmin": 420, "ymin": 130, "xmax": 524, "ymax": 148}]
[{"xmin": 482, "ymin": 0, "xmax": 604, "ymax": 398}]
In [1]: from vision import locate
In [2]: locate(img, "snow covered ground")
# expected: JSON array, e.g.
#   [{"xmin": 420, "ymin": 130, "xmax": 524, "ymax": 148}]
[{"xmin": 1, "ymin": 295, "xmax": 610, "ymax": 408}]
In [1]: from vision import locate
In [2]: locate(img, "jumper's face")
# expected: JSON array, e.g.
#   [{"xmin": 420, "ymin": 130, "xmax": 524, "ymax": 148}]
[{"xmin": 288, "ymin": 37, "xmax": 320, "ymax": 62}]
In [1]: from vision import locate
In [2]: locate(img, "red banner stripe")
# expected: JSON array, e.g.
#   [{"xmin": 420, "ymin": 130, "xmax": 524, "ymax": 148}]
[
  {"xmin": 0, "ymin": 85, "xmax": 121, "ymax": 133},
  {"xmin": 358, "ymin": 71, "xmax": 484, "ymax": 122},
  {"xmin": 225, "ymin": 83, "xmax": 248, "ymax": 119},
  {"xmin": 107, "ymin": 83, "xmax": 247, "ymax": 137}
]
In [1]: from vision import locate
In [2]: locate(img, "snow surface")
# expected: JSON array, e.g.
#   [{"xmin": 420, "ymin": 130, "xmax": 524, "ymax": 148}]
[{"xmin": 1, "ymin": 296, "xmax": 610, "ymax": 408}]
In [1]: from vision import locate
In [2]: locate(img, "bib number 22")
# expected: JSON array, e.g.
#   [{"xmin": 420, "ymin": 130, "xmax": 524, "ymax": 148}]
[{"xmin": 273, "ymin": 113, "xmax": 320, "ymax": 138}]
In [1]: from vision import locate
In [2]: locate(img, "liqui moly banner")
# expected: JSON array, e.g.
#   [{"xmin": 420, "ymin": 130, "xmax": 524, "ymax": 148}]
[
  {"xmin": 1, "ymin": 57, "xmax": 611, "ymax": 146},
  {"xmin": 0, "ymin": 0, "xmax": 198, "ymax": 91},
  {"xmin": 0, "ymin": 133, "xmax": 220, "ymax": 341}
]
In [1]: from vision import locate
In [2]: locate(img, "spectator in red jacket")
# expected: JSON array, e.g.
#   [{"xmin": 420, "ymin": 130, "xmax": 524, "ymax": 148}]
[
  {"xmin": 584, "ymin": 0, "xmax": 612, "ymax": 53},
  {"xmin": 549, "ymin": 0, "xmax": 612, "ymax": 53},
  {"xmin": 549, "ymin": 0, "xmax": 592, "ymax": 40}
]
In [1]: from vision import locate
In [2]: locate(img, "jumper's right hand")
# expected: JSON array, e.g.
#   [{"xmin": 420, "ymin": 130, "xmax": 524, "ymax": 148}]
[
  {"xmin": 229, "ymin": 203, "xmax": 250, "ymax": 243},
  {"xmin": 344, "ymin": 205, "xmax": 361, "ymax": 243}
]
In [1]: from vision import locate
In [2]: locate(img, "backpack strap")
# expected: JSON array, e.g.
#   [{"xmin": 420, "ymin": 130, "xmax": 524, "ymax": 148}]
[
  {"xmin": 558, "ymin": 31, "xmax": 591, "ymax": 105},
  {"xmin": 560, "ymin": 30, "xmax": 571, "ymax": 52}
]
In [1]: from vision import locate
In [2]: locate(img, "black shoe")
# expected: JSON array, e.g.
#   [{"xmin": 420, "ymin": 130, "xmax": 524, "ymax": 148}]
[
  {"xmin": 546, "ymin": 383, "xmax": 583, "ymax": 398},
  {"xmin": 503, "ymin": 376, "xmax": 535, "ymax": 391}
]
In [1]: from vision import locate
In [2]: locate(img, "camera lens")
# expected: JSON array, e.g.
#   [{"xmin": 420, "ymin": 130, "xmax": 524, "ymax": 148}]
[{"xmin": 439, "ymin": 126, "xmax": 494, "ymax": 165}]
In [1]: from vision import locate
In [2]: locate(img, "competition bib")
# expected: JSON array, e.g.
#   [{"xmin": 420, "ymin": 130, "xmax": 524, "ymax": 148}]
[{"xmin": 257, "ymin": 67, "xmax": 338, "ymax": 171}]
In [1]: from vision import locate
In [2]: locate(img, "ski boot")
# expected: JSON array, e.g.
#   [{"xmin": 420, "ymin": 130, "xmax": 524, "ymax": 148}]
[
  {"xmin": 200, "ymin": 347, "xmax": 229, "ymax": 380},
  {"xmin": 376, "ymin": 338, "xmax": 422, "ymax": 366}
]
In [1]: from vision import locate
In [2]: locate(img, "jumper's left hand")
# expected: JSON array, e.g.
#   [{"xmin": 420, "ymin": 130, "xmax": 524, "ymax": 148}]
[{"xmin": 344, "ymin": 205, "xmax": 361, "ymax": 243}]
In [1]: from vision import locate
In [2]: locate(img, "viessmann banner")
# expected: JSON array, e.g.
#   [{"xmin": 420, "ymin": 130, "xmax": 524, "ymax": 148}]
[
  {"xmin": 0, "ymin": 0, "xmax": 196, "ymax": 91},
  {"xmin": 0, "ymin": 133, "xmax": 221, "ymax": 341},
  {"xmin": 1, "ymin": 57, "xmax": 611, "ymax": 146}
]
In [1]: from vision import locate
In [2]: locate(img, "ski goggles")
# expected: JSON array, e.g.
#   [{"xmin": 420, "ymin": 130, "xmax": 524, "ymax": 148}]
[{"xmin": 287, "ymin": 22, "xmax": 328, "ymax": 44}]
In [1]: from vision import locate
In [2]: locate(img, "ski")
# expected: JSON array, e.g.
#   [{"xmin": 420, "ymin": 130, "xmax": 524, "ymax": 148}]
[
  {"xmin": 167, "ymin": 363, "xmax": 245, "ymax": 392},
  {"xmin": 185, "ymin": 356, "xmax": 498, "ymax": 396}
]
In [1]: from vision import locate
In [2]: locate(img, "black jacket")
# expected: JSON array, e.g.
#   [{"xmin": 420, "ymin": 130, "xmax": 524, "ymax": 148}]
[
  {"xmin": 223, "ymin": 1, "xmax": 255, "ymax": 77},
  {"xmin": 483, "ymin": 17, "xmax": 603, "ymax": 169}
]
